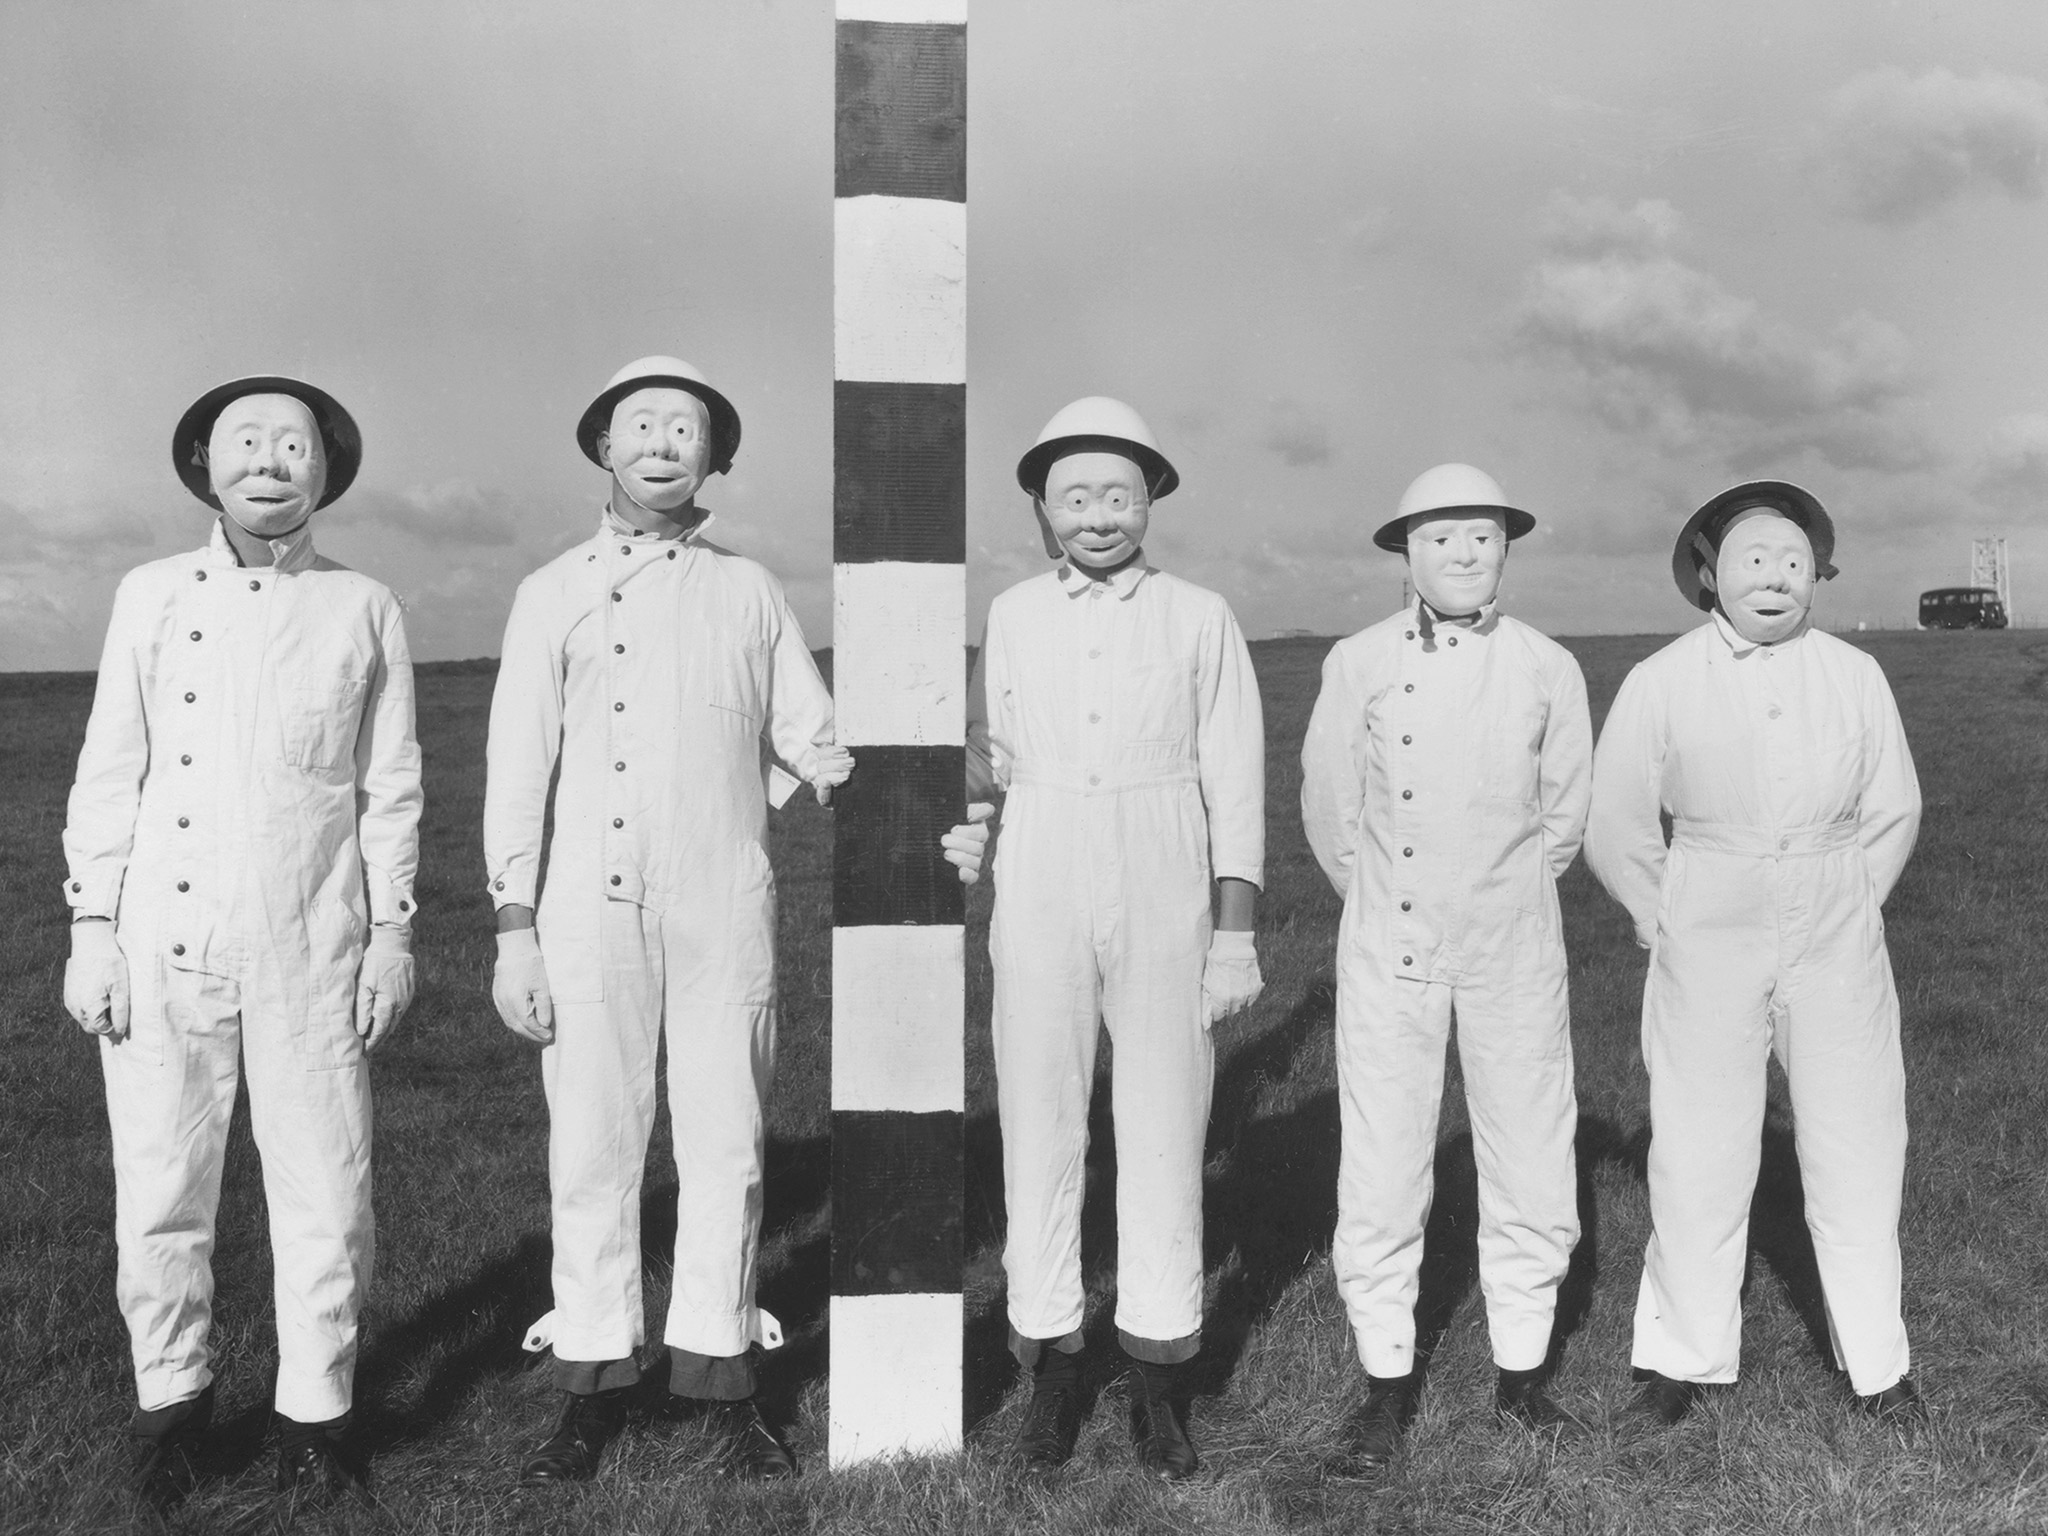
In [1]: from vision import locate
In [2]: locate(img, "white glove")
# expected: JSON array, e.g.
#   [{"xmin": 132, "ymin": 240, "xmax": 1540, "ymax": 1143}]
[
  {"xmin": 811, "ymin": 745, "xmax": 856, "ymax": 806},
  {"xmin": 493, "ymin": 926, "xmax": 556, "ymax": 1045},
  {"xmin": 1202, "ymin": 929, "xmax": 1263, "ymax": 1027},
  {"xmin": 354, "ymin": 925, "xmax": 416, "ymax": 1054},
  {"xmin": 941, "ymin": 802, "xmax": 995, "ymax": 884},
  {"xmin": 63, "ymin": 919, "xmax": 130, "ymax": 1040}
]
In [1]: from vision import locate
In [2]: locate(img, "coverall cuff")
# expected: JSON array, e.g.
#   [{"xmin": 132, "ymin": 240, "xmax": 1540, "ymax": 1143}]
[
  {"xmin": 487, "ymin": 869, "xmax": 538, "ymax": 908},
  {"xmin": 363, "ymin": 871, "xmax": 417, "ymax": 927},
  {"xmin": 1009, "ymin": 1328, "xmax": 1086, "ymax": 1370},
  {"xmin": 1211, "ymin": 863, "xmax": 1264, "ymax": 890},
  {"xmin": 553, "ymin": 1354, "xmax": 643, "ymax": 1395},
  {"xmin": 62, "ymin": 869, "xmax": 122, "ymax": 920},
  {"xmin": 130, "ymin": 1381, "xmax": 212, "ymax": 1434},
  {"xmin": 668, "ymin": 1347, "xmax": 755, "ymax": 1402},
  {"xmin": 1118, "ymin": 1329, "xmax": 1200, "ymax": 1367}
]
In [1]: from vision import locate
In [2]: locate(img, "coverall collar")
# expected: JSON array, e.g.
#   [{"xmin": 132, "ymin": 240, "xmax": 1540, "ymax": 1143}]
[
  {"xmin": 1056, "ymin": 552, "xmax": 1152, "ymax": 600},
  {"xmin": 209, "ymin": 516, "xmax": 317, "ymax": 575},
  {"xmin": 1410, "ymin": 595, "xmax": 1499, "ymax": 646},
  {"xmin": 602, "ymin": 503, "xmax": 717, "ymax": 544},
  {"xmin": 1709, "ymin": 605, "xmax": 1809, "ymax": 659}
]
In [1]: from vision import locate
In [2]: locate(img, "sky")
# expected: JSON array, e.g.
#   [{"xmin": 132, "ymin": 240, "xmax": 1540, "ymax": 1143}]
[{"xmin": 3, "ymin": 0, "xmax": 2046, "ymax": 669}]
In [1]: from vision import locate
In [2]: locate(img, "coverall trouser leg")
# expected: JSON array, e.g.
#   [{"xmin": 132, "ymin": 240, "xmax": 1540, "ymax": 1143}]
[
  {"xmin": 1334, "ymin": 947, "xmax": 1579, "ymax": 1378},
  {"xmin": 543, "ymin": 898, "xmax": 774, "ymax": 1395},
  {"xmin": 1633, "ymin": 845, "xmax": 1910, "ymax": 1394},
  {"xmin": 101, "ymin": 964, "xmax": 375, "ymax": 1421},
  {"xmin": 991, "ymin": 781, "xmax": 1214, "ymax": 1362}
]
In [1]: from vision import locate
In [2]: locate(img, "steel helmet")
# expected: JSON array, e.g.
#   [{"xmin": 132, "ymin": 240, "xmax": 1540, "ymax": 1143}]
[
  {"xmin": 173, "ymin": 376, "xmax": 362, "ymax": 510},
  {"xmin": 1016, "ymin": 396, "xmax": 1179, "ymax": 500},
  {"xmin": 1671, "ymin": 479, "xmax": 1838, "ymax": 612},
  {"xmin": 577, "ymin": 356, "xmax": 742, "ymax": 475},
  {"xmin": 1372, "ymin": 463, "xmax": 1536, "ymax": 553}
]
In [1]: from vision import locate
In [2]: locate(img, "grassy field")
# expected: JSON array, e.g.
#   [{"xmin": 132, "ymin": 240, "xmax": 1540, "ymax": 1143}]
[{"xmin": 3, "ymin": 628, "xmax": 2046, "ymax": 1535}]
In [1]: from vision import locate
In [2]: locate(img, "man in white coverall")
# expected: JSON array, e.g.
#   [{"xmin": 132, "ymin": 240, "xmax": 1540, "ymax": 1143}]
[
  {"xmin": 485, "ymin": 357, "xmax": 851, "ymax": 1485},
  {"xmin": 61, "ymin": 377, "xmax": 420, "ymax": 1511},
  {"xmin": 1300, "ymin": 464, "xmax": 1593, "ymax": 1470},
  {"xmin": 1584, "ymin": 481, "xmax": 1923, "ymax": 1427},
  {"xmin": 958, "ymin": 397, "xmax": 1265, "ymax": 1481}
]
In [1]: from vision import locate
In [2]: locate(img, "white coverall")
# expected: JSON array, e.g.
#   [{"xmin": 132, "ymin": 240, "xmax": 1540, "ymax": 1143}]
[
  {"xmin": 63, "ymin": 520, "xmax": 420, "ymax": 1422},
  {"xmin": 1584, "ymin": 613, "xmax": 1920, "ymax": 1395},
  {"xmin": 485, "ymin": 511, "xmax": 834, "ymax": 1390},
  {"xmin": 971, "ymin": 557, "xmax": 1264, "ymax": 1360},
  {"xmin": 1301, "ymin": 603, "xmax": 1591, "ymax": 1378}
]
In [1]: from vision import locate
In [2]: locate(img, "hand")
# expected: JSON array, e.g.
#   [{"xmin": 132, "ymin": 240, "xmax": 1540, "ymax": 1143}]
[
  {"xmin": 941, "ymin": 802, "xmax": 995, "ymax": 884},
  {"xmin": 1202, "ymin": 929, "xmax": 1263, "ymax": 1027},
  {"xmin": 493, "ymin": 926, "xmax": 556, "ymax": 1045},
  {"xmin": 812, "ymin": 745, "xmax": 855, "ymax": 806},
  {"xmin": 354, "ymin": 926, "xmax": 417, "ymax": 1054},
  {"xmin": 63, "ymin": 919, "xmax": 130, "ymax": 1040}
]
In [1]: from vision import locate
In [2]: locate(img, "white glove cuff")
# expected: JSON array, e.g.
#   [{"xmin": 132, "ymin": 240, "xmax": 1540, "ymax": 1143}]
[
  {"xmin": 367, "ymin": 924, "xmax": 412, "ymax": 957},
  {"xmin": 71, "ymin": 919, "xmax": 121, "ymax": 959},
  {"xmin": 1209, "ymin": 929, "xmax": 1257, "ymax": 962},
  {"xmin": 497, "ymin": 927, "xmax": 542, "ymax": 959}
]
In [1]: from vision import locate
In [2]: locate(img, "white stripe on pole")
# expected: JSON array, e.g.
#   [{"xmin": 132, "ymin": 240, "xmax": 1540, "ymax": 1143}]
[
  {"xmin": 833, "ymin": 196, "xmax": 968, "ymax": 386},
  {"xmin": 832, "ymin": 562, "xmax": 967, "ymax": 747},
  {"xmin": 831, "ymin": 925, "xmax": 966, "ymax": 1115},
  {"xmin": 835, "ymin": 0, "xmax": 967, "ymax": 21},
  {"xmin": 828, "ymin": 1293, "xmax": 964, "ymax": 1460}
]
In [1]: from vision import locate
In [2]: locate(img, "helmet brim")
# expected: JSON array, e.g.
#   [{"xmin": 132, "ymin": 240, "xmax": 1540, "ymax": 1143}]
[
  {"xmin": 1672, "ymin": 480, "xmax": 1838, "ymax": 612},
  {"xmin": 577, "ymin": 376, "xmax": 741, "ymax": 476},
  {"xmin": 173, "ymin": 377, "xmax": 361, "ymax": 511},
  {"xmin": 1017, "ymin": 433, "xmax": 1179, "ymax": 500},
  {"xmin": 1372, "ymin": 503, "xmax": 1536, "ymax": 554}
]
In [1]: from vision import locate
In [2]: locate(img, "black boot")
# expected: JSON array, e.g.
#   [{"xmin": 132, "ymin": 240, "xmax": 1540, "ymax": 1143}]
[
  {"xmin": 274, "ymin": 1412, "xmax": 371, "ymax": 1505},
  {"xmin": 1629, "ymin": 1372, "xmax": 1704, "ymax": 1428},
  {"xmin": 1340, "ymin": 1372, "xmax": 1420, "ymax": 1473},
  {"xmin": 704, "ymin": 1398, "xmax": 797, "ymax": 1480},
  {"xmin": 1855, "ymin": 1375, "xmax": 1927, "ymax": 1429},
  {"xmin": 128, "ymin": 1385, "xmax": 214, "ymax": 1515},
  {"xmin": 1129, "ymin": 1358, "xmax": 1199, "ymax": 1481},
  {"xmin": 1014, "ymin": 1345, "xmax": 1085, "ymax": 1472},
  {"xmin": 519, "ymin": 1388, "xmax": 631, "ymax": 1486},
  {"xmin": 1495, "ymin": 1366, "xmax": 1589, "ymax": 1436}
]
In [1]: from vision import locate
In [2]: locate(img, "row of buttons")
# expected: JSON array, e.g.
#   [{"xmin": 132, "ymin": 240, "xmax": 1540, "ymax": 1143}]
[{"xmin": 194, "ymin": 569, "xmax": 266, "ymax": 591}]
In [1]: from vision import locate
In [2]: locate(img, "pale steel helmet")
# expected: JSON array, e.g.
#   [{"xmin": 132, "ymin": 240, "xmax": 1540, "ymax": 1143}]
[
  {"xmin": 577, "ymin": 355, "xmax": 742, "ymax": 474},
  {"xmin": 173, "ymin": 376, "xmax": 362, "ymax": 510},
  {"xmin": 1671, "ymin": 479, "xmax": 1838, "ymax": 613},
  {"xmin": 1373, "ymin": 462, "xmax": 1537, "ymax": 553},
  {"xmin": 1016, "ymin": 396, "xmax": 1179, "ymax": 500}
]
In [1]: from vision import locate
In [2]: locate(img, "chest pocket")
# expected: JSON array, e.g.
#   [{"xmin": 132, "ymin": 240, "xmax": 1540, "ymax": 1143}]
[
  {"xmin": 692, "ymin": 641, "xmax": 769, "ymax": 727},
  {"xmin": 281, "ymin": 679, "xmax": 367, "ymax": 778},
  {"xmin": 1116, "ymin": 660, "xmax": 1193, "ymax": 746}
]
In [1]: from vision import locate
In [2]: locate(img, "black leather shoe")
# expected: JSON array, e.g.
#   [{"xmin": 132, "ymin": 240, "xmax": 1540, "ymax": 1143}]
[
  {"xmin": 706, "ymin": 1399, "xmax": 797, "ymax": 1480},
  {"xmin": 274, "ymin": 1422, "xmax": 372, "ymax": 1506},
  {"xmin": 1340, "ymin": 1372, "xmax": 1420, "ymax": 1473},
  {"xmin": 1856, "ymin": 1376, "xmax": 1927, "ymax": 1427},
  {"xmin": 1629, "ymin": 1372, "xmax": 1704, "ymax": 1428},
  {"xmin": 519, "ymin": 1389, "xmax": 631, "ymax": 1486},
  {"xmin": 1015, "ymin": 1355, "xmax": 1085, "ymax": 1472},
  {"xmin": 1496, "ymin": 1367, "xmax": 1589, "ymax": 1437},
  {"xmin": 1129, "ymin": 1360, "xmax": 1199, "ymax": 1481},
  {"xmin": 128, "ymin": 1385, "xmax": 214, "ymax": 1514}
]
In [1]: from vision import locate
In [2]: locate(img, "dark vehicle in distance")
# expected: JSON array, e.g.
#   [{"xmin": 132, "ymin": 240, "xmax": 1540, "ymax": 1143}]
[{"xmin": 1919, "ymin": 587, "xmax": 2008, "ymax": 630}]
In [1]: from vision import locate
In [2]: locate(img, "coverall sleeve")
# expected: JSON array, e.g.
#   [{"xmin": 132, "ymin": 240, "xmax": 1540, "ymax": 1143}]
[
  {"xmin": 964, "ymin": 631, "xmax": 999, "ymax": 802},
  {"xmin": 1299, "ymin": 644, "xmax": 1366, "ymax": 898},
  {"xmin": 354, "ymin": 596, "xmax": 423, "ymax": 927},
  {"xmin": 62, "ymin": 570, "xmax": 154, "ymax": 920},
  {"xmin": 1539, "ymin": 651, "xmax": 1595, "ymax": 881},
  {"xmin": 763, "ymin": 588, "xmax": 836, "ymax": 785},
  {"xmin": 1583, "ymin": 663, "xmax": 1668, "ymax": 947},
  {"xmin": 483, "ymin": 577, "xmax": 565, "ymax": 910},
  {"xmin": 1857, "ymin": 657, "xmax": 1922, "ymax": 906},
  {"xmin": 1196, "ymin": 601, "xmax": 1266, "ymax": 889}
]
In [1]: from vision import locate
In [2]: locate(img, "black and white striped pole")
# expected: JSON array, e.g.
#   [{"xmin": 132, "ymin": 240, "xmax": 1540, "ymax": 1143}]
[{"xmin": 828, "ymin": 0, "xmax": 967, "ymax": 1465}]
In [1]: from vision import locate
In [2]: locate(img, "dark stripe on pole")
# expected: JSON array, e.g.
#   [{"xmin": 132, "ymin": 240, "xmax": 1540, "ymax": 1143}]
[
  {"xmin": 831, "ymin": 1110, "xmax": 966, "ymax": 1295},
  {"xmin": 835, "ymin": 22, "xmax": 968, "ymax": 202},
  {"xmin": 833, "ymin": 381, "xmax": 968, "ymax": 563}
]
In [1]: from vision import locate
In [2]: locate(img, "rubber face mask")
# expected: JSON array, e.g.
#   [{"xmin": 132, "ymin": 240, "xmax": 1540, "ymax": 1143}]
[
  {"xmin": 600, "ymin": 387, "xmax": 713, "ymax": 515},
  {"xmin": 1039, "ymin": 451, "xmax": 1151, "ymax": 572},
  {"xmin": 1405, "ymin": 511, "xmax": 1507, "ymax": 616},
  {"xmin": 1708, "ymin": 509, "xmax": 1815, "ymax": 646},
  {"xmin": 207, "ymin": 394, "xmax": 327, "ymax": 537}
]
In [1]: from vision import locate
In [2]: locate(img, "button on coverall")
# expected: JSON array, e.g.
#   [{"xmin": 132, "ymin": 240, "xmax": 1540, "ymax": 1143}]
[
  {"xmin": 1301, "ymin": 604, "xmax": 1591, "ymax": 1377},
  {"xmin": 1584, "ymin": 614, "xmax": 1920, "ymax": 1394},
  {"xmin": 63, "ymin": 520, "xmax": 421, "ymax": 1421},
  {"xmin": 485, "ymin": 513, "xmax": 834, "ymax": 1396},
  {"xmin": 970, "ymin": 558, "xmax": 1264, "ymax": 1362}
]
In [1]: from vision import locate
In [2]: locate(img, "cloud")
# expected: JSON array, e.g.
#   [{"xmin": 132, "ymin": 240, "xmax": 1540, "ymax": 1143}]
[
  {"xmin": 1264, "ymin": 400, "xmax": 1333, "ymax": 467},
  {"xmin": 1813, "ymin": 67, "xmax": 2048, "ymax": 224},
  {"xmin": 348, "ymin": 479, "xmax": 521, "ymax": 546},
  {"xmin": 1976, "ymin": 413, "xmax": 2048, "ymax": 510},
  {"xmin": 1512, "ymin": 194, "xmax": 1934, "ymax": 473}
]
